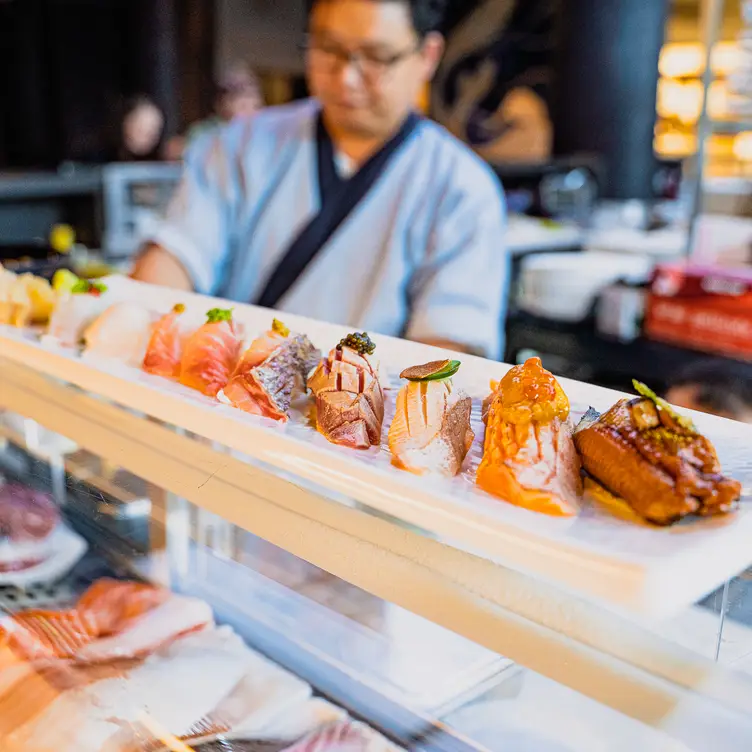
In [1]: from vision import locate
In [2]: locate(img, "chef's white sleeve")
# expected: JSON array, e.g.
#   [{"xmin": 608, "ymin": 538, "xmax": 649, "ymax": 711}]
[
  {"xmin": 405, "ymin": 164, "xmax": 509, "ymax": 360},
  {"xmin": 147, "ymin": 131, "xmax": 236, "ymax": 295}
]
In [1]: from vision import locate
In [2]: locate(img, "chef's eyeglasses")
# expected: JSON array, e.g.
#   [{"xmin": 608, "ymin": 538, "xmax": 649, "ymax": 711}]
[{"xmin": 302, "ymin": 37, "xmax": 421, "ymax": 82}]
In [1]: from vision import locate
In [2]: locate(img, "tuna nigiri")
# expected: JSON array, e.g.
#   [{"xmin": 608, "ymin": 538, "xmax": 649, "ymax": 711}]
[
  {"xmin": 477, "ymin": 357, "xmax": 582, "ymax": 517},
  {"xmin": 389, "ymin": 360, "xmax": 474, "ymax": 477},
  {"xmin": 307, "ymin": 332, "xmax": 384, "ymax": 450},
  {"xmin": 219, "ymin": 319, "xmax": 320, "ymax": 421},
  {"xmin": 179, "ymin": 308, "xmax": 243, "ymax": 397},
  {"xmin": 143, "ymin": 303, "xmax": 188, "ymax": 378}
]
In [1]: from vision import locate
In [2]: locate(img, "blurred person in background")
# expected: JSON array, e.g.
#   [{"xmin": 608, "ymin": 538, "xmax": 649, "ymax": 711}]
[
  {"xmin": 166, "ymin": 63, "xmax": 264, "ymax": 159},
  {"xmin": 132, "ymin": 0, "xmax": 508, "ymax": 358},
  {"xmin": 108, "ymin": 95, "xmax": 167, "ymax": 162},
  {"xmin": 665, "ymin": 361, "xmax": 752, "ymax": 424}
]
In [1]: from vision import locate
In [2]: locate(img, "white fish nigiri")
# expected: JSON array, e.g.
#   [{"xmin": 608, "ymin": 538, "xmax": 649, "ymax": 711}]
[
  {"xmin": 45, "ymin": 293, "xmax": 109, "ymax": 348},
  {"xmin": 83, "ymin": 302, "xmax": 157, "ymax": 366}
]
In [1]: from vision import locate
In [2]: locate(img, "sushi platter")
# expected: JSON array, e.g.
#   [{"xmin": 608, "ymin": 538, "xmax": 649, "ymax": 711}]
[{"xmin": 2, "ymin": 271, "xmax": 752, "ymax": 616}]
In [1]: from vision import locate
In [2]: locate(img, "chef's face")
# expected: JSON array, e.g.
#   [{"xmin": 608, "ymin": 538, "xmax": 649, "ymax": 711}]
[{"xmin": 307, "ymin": 0, "xmax": 443, "ymax": 137}]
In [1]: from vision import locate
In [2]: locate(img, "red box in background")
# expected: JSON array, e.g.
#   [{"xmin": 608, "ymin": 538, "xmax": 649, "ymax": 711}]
[{"xmin": 644, "ymin": 264, "xmax": 752, "ymax": 360}]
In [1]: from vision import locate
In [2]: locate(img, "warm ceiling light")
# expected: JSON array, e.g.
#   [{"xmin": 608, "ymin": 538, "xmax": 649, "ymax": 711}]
[
  {"xmin": 657, "ymin": 79, "xmax": 704, "ymax": 124},
  {"xmin": 659, "ymin": 42, "xmax": 741, "ymax": 79},
  {"xmin": 733, "ymin": 131, "xmax": 752, "ymax": 161},
  {"xmin": 655, "ymin": 130, "xmax": 697, "ymax": 157}
]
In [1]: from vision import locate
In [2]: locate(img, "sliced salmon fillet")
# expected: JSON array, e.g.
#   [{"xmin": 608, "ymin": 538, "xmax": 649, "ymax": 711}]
[
  {"xmin": 389, "ymin": 378, "xmax": 473, "ymax": 477},
  {"xmin": 477, "ymin": 358, "xmax": 582, "ymax": 517},
  {"xmin": 179, "ymin": 319, "xmax": 242, "ymax": 397},
  {"xmin": 77, "ymin": 579, "xmax": 168, "ymax": 636},
  {"xmin": 143, "ymin": 304, "xmax": 188, "ymax": 378},
  {"xmin": 1, "ymin": 610, "xmax": 95, "ymax": 662}
]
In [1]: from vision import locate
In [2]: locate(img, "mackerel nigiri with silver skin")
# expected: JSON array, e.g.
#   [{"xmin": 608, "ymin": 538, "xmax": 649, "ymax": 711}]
[
  {"xmin": 219, "ymin": 319, "xmax": 320, "ymax": 422},
  {"xmin": 388, "ymin": 360, "xmax": 474, "ymax": 477}
]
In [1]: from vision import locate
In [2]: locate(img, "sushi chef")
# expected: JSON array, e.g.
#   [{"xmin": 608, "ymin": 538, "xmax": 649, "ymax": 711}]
[{"xmin": 132, "ymin": 0, "xmax": 508, "ymax": 358}]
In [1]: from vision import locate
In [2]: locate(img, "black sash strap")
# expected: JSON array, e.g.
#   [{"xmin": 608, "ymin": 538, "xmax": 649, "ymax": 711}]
[{"xmin": 255, "ymin": 109, "xmax": 421, "ymax": 309}]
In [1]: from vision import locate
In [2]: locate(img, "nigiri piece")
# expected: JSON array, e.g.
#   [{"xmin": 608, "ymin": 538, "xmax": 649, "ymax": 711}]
[
  {"xmin": 389, "ymin": 360, "xmax": 474, "ymax": 477},
  {"xmin": 44, "ymin": 278, "xmax": 110, "ymax": 347},
  {"xmin": 143, "ymin": 303, "xmax": 189, "ymax": 378},
  {"xmin": 75, "ymin": 594, "xmax": 213, "ymax": 664},
  {"xmin": 179, "ymin": 308, "xmax": 243, "ymax": 397},
  {"xmin": 477, "ymin": 357, "xmax": 582, "ymax": 517},
  {"xmin": 307, "ymin": 332, "xmax": 384, "ymax": 450},
  {"xmin": 220, "ymin": 318, "xmax": 321, "ymax": 421},
  {"xmin": 83, "ymin": 302, "xmax": 156, "ymax": 366}
]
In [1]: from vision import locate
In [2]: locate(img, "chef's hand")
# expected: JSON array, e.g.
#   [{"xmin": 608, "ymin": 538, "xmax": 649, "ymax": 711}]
[{"xmin": 130, "ymin": 243, "xmax": 193, "ymax": 291}]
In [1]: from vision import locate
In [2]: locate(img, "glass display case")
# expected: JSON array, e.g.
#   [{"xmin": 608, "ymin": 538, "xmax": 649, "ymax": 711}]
[{"xmin": 2, "ymin": 292, "xmax": 752, "ymax": 750}]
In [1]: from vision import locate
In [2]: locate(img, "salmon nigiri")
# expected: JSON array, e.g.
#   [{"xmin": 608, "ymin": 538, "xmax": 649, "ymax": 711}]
[
  {"xmin": 179, "ymin": 308, "xmax": 243, "ymax": 397},
  {"xmin": 389, "ymin": 360, "xmax": 474, "ymax": 477},
  {"xmin": 143, "ymin": 303, "xmax": 188, "ymax": 378},
  {"xmin": 477, "ymin": 357, "xmax": 582, "ymax": 517},
  {"xmin": 219, "ymin": 318, "xmax": 320, "ymax": 421}
]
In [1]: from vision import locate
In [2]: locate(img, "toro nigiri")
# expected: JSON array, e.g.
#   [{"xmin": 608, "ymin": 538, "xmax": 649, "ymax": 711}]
[
  {"xmin": 477, "ymin": 357, "xmax": 582, "ymax": 517},
  {"xmin": 307, "ymin": 332, "xmax": 384, "ymax": 450},
  {"xmin": 143, "ymin": 303, "xmax": 188, "ymax": 378},
  {"xmin": 83, "ymin": 302, "xmax": 156, "ymax": 366},
  {"xmin": 388, "ymin": 360, "xmax": 474, "ymax": 477},
  {"xmin": 179, "ymin": 308, "xmax": 243, "ymax": 397},
  {"xmin": 219, "ymin": 319, "xmax": 320, "ymax": 421}
]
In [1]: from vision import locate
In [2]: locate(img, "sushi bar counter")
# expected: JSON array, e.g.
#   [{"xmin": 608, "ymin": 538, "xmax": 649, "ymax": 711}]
[{"xmin": 2, "ymin": 272, "xmax": 752, "ymax": 750}]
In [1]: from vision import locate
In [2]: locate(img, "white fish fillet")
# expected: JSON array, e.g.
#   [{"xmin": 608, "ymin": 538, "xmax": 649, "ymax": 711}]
[
  {"xmin": 44, "ymin": 294, "xmax": 110, "ymax": 347},
  {"xmin": 76, "ymin": 594, "xmax": 214, "ymax": 664},
  {"xmin": 83, "ymin": 302, "xmax": 157, "ymax": 366},
  {"xmin": 3, "ymin": 626, "xmax": 257, "ymax": 752}
]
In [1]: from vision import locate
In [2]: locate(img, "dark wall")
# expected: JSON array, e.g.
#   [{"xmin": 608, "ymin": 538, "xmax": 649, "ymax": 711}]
[
  {"xmin": 0, "ymin": 0, "xmax": 207, "ymax": 168},
  {"xmin": 552, "ymin": 0, "xmax": 669, "ymax": 200}
]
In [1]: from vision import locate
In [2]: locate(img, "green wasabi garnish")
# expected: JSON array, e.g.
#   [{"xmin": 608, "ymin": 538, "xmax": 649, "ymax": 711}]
[
  {"xmin": 70, "ymin": 279, "xmax": 107, "ymax": 295},
  {"xmin": 272, "ymin": 318, "xmax": 290, "ymax": 337},
  {"xmin": 633, "ymin": 379, "xmax": 696, "ymax": 433},
  {"xmin": 206, "ymin": 307, "xmax": 233, "ymax": 324},
  {"xmin": 401, "ymin": 359, "xmax": 461, "ymax": 382},
  {"xmin": 337, "ymin": 332, "xmax": 376, "ymax": 356}
]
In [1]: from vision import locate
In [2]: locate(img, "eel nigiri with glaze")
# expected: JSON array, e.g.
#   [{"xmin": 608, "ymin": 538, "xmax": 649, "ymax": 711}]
[
  {"xmin": 307, "ymin": 332, "xmax": 384, "ymax": 450},
  {"xmin": 143, "ymin": 303, "xmax": 189, "ymax": 378},
  {"xmin": 179, "ymin": 308, "xmax": 243, "ymax": 397},
  {"xmin": 477, "ymin": 357, "xmax": 582, "ymax": 517},
  {"xmin": 388, "ymin": 360, "xmax": 474, "ymax": 477},
  {"xmin": 219, "ymin": 318, "xmax": 320, "ymax": 421}
]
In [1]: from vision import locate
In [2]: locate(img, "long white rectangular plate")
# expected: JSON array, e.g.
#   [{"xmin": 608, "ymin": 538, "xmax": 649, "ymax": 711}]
[{"xmin": 2, "ymin": 276, "xmax": 752, "ymax": 617}]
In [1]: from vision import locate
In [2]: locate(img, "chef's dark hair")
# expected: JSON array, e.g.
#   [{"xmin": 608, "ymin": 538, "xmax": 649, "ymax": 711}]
[
  {"xmin": 668, "ymin": 361, "xmax": 752, "ymax": 418},
  {"xmin": 310, "ymin": 0, "xmax": 448, "ymax": 38}
]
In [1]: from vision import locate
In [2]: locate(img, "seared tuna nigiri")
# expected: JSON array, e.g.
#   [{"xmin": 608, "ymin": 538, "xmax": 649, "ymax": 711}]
[
  {"xmin": 308, "ymin": 332, "xmax": 384, "ymax": 450},
  {"xmin": 477, "ymin": 357, "xmax": 582, "ymax": 517},
  {"xmin": 220, "ymin": 319, "xmax": 320, "ymax": 421},
  {"xmin": 143, "ymin": 303, "xmax": 188, "ymax": 378},
  {"xmin": 389, "ymin": 360, "xmax": 474, "ymax": 477},
  {"xmin": 179, "ymin": 308, "xmax": 243, "ymax": 397}
]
